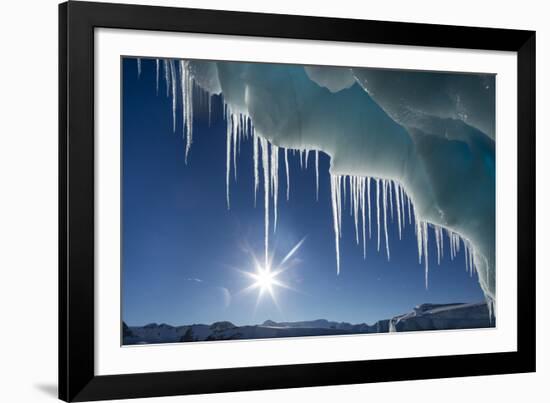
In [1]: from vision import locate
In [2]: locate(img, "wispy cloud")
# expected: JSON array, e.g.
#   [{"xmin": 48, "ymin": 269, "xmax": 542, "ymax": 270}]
[{"xmin": 186, "ymin": 278, "xmax": 203, "ymax": 283}]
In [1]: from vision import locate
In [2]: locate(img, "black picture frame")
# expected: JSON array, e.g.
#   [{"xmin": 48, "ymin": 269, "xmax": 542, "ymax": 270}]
[{"xmin": 59, "ymin": 1, "xmax": 536, "ymax": 401}]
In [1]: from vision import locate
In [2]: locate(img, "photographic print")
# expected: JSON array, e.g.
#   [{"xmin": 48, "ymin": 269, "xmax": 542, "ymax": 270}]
[{"xmin": 121, "ymin": 57, "xmax": 496, "ymax": 345}]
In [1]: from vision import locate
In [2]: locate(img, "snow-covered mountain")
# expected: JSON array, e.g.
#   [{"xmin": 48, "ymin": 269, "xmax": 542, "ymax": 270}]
[
  {"xmin": 262, "ymin": 319, "xmax": 354, "ymax": 330},
  {"xmin": 123, "ymin": 302, "xmax": 492, "ymax": 345}
]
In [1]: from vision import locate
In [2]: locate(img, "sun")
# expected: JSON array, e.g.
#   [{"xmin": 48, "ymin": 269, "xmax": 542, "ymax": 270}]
[
  {"xmin": 243, "ymin": 262, "xmax": 286, "ymax": 308},
  {"xmin": 239, "ymin": 237, "xmax": 306, "ymax": 308},
  {"xmin": 249, "ymin": 265, "xmax": 281, "ymax": 296}
]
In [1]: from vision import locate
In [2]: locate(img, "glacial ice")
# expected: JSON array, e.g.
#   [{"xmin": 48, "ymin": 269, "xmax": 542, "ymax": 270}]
[
  {"xmin": 352, "ymin": 68, "xmax": 496, "ymax": 140},
  {"xmin": 136, "ymin": 57, "xmax": 496, "ymax": 309}
]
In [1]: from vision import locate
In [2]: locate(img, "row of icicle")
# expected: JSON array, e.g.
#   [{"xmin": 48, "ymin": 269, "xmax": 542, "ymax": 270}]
[
  {"xmin": 136, "ymin": 57, "xmax": 478, "ymax": 288},
  {"xmin": 223, "ymin": 105, "xmax": 322, "ymax": 268},
  {"xmin": 329, "ymin": 175, "xmax": 477, "ymax": 289}
]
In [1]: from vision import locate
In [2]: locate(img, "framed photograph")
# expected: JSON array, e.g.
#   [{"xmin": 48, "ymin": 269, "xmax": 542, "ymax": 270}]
[{"xmin": 59, "ymin": 1, "xmax": 536, "ymax": 401}]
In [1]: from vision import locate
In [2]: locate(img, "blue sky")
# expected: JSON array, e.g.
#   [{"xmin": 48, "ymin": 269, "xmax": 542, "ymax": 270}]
[{"xmin": 122, "ymin": 58, "xmax": 486, "ymax": 327}]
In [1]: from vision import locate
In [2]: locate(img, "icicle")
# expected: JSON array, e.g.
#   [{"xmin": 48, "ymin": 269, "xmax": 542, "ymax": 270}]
[
  {"xmin": 356, "ymin": 176, "xmax": 359, "ymax": 245},
  {"xmin": 350, "ymin": 177, "xmax": 355, "ymax": 214},
  {"xmin": 180, "ymin": 61, "xmax": 186, "ymax": 142},
  {"xmin": 415, "ymin": 220, "xmax": 423, "ymax": 264},
  {"xmin": 232, "ymin": 114, "xmax": 238, "ymax": 180},
  {"xmin": 439, "ymin": 227, "xmax": 444, "ymax": 262},
  {"xmin": 225, "ymin": 107, "xmax": 232, "ymax": 209},
  {"xmin": 242, "ymin": 115, "xmax": 247, "ymax": 140},
  {"xmin": 382, "ymin": 180, "xmax": 390, "ymax": 261},
  {"xmin": 448, "ymin": 231, "xmax": 456, "ymax": 260},
  {"xmin": 360, "ymin": 177, "xmax": 367, "ymax": 259},
  {"xmin": 315, "ymin": 150, "xmax": 319, "ymax": 201},
  {"xmin": 169, "ymin": 59, "xmax": 177, "ymax": 132},
  {"xmin": 337, "ymin": 177, "xmax": 342, "ymax": 237},
  {"xmin": 464, "ymin": 240, "xmax": 470, "ymax": 273},
  {"xmin": 271, "ymin": 145, "xmax": 279, "ymax": 232},
  {"xmin": 236, "ymin": 114, "xmax": 241, "ymax": 157},
  {"xmin": 163, "ymin": 59, "xmax": 170, "ymax": 97},
  {"xmin": 448, "ymin": 230, "xmax": 454, "ymax": 260},
  {"xmin": 472, "ymin": 248, "xmax": 475, "ymax": 276},
  {"xmin": 462, "ymin": 239, "xmax": 475, "ymax": 277},
  {"xmin": 407, "ymin": 193, "xmax": 412, "ymax": 225},
  {"xmin": 179, "ymin": 60, "xmax": 193, "ymax": 163},
  {"xmin": 238, "ymin": 115, "xmax": 243, "ymax": 149},
  {"xmin": 469, "ymin": 245, "xmax": 475, "ymax": 277},
  {"xmin": 487, "ymin": 297, "xmax": 494, "ymax": 324},
  {"xmin": 349, "ymin": 176, "xmax": 353, "ymax": 214},
  {"xmin": 284, "ymin": 148, "xmax": 290, "ymax": 201},
  {"xmin": 388, "ymin": 181, "xmax": 394, "ymax": 222},
  {"xmin": 450, "ymin": 230, "xmax": 460, "ymax": 261},
  {"xmin": 422, "ymin": 221, "xmax": 429, "ymax": 289},
  {"xmin": 304, "ymin": 150, "xmax": 310, "ymax": 169},
  {"xmin": 260, "ymin": 137, "xmax": 271, "ymax": 267},
  {"xmin": 439, "ymin": 227, "xmax": 444, "ymax": 258},
  {"xmin": 155, "ymin": 59, "xmax": 159, "ymax": 95},
  {"xmin": 376, "ymin": 179, "xmax": 381, "ymax": 252},
  {"xmin": 399, "ymin": 185, "xmax": 406, "ymax": 227},
  {"xmin": 452, "ymin": 232, "xmax": 456, "ymax": 259},
  {"xmin": 182, "ymin": 60, "xmax": 194, "ymax": 162},
  {"xmin": 330, "ymin": 175, "xmax": 341, "ymax": 274},
  {"xmin": 394, "ymin": 181, "xmax": 402, "ymax": 240},
  {"xmin": 367, "ymin": 178, "xmax": 372, "ymax": 239},
  {"xmin": 137, "ymin": 58, "xmax": 141, "ymax": 78},
  {"xmin": 253, "ymin": 133, "xmax": 259, "ymax": 206},
  {"xmin": 299, "ymin": 149, "xmax": 303, "ymax": 170},
  {"xmin": 435, "ymin": 226, "xmax": 441, "ymax": 265},
  {"xmin": 450, "ymin": 231, "xmax": 454, "ymax": 259}
]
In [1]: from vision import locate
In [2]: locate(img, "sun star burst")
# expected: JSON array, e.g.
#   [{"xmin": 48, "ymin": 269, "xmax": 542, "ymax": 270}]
[
  {"xmin": 239, "ymin": 237, "xmax": 306, "ymax": 308},
  {"xmin": 249, "ymin": 264, "xmax": 283, "ymax": 297}
]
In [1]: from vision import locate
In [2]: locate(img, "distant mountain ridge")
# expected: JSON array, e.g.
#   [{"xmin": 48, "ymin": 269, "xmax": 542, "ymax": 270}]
[
  {"xmin": 123, "ymin": 302, "xmax": 493, "ymax": 345},
  {"xmin": 261, "ymin": 319, "xmax": 355, "ymax": 330}
]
